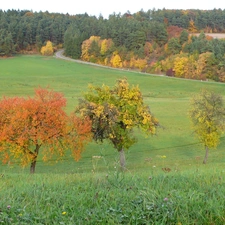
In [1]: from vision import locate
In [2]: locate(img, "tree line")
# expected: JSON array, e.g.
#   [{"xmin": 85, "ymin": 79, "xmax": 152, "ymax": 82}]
[{"xmin": 1, "ymin": 9, "xmax": 225, "ymax": 81}]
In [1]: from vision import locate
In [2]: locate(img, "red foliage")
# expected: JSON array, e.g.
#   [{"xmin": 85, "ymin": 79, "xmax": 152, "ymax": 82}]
[
  {"xmin": 166, "ymin": 68, "xmax": 175, "ymax": 77},
  {"xmin": 167, "ymin": 26, "xmax": 183, "ymax": 39},
  {"xmin": 0, "ymin": 88, "xmax": 92, "ymax": 173}
]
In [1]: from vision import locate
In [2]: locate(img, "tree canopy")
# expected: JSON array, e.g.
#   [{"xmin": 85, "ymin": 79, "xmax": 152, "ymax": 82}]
[
  {"xmin": 1, "ymin": 9, "xmax": 225, "ymax": 81},
  {"xmin": 189, "ymin": 90, "xmax": 225, "ymax": 164},
  {"xmin": 77, "ymin": 79, "xmax": 159, "ymax": 169},
  {"xmin": 0, "ymin": 88, "xmax": 92, "ymax": 173}
]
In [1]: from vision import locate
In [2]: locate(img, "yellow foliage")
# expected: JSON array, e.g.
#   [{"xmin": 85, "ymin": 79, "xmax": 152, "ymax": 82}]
[
  {"xmin": 161, "ymin": 56, "xmax": 174, "ymax": 71},
  {"xmin": 189, "ymin": 90, "xmax": 225, "ymax": 150},
  {"xmin": 100, "ymin": 39, "xmax": 108, "ymax": 55},
  {"xmin": 77, "ymin": 78, "xmax": 159, "ymax": 159},
  {"xmin": 173, "ymin": 56, "xmax": 188, "ymax": 77},
  {"xmin": 100, "ymin": 39, "xmax": 113, "ymax": 55},
  {"xmin": 188, "ymin": 19, "xmax": 198, "ymax": 33},
  {"xmin": 136, "ymin": 59, "xmax": 147, "ymax": 70},
  {"xmin": 81, "ymin": 39, "xmax": 92, "ymax": 61},
  {"xmin": 81, "ymin": 36, "xmax": 101, "ymax": 61},
  {"xmin": 130, "ymin": 57, "xmax": 147, "ymax": 70},
  {"xmin": 185, "ymin": 55, "xmax": 197, "ymax": 79},
  {"xmin": 195, "ymin": 52, "xmax": 213, "ymax": 80},
  {"xmin": 104, "ymin": 57, "xmax": 109, "ymax": 66},
  {"xmin": 110, "ymin": 52, "xmax": 122, "ymax": 68},
  {"xmin": 40, "ymin": 41, "xmax": 54, "ymax": 56},
  {"xmin": 89, "ymin": 36, "xmax": 101, "ymax": 42},
  {"xmin": 92, "ymin": 105, "xmax": 104, "ymax": 118}
]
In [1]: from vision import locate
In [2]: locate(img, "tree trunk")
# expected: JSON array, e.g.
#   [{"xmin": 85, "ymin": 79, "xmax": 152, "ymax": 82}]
[
  {"xmin": 30, "ymin": 144, "xmax": 40, "ymax": 174},
  {"xmin": 30, "ymin": 159, "xmax": 37, "ymax": 174},
  {"xmin": 119, "ymin": 148, "xmax": 126, "ymax": 170},
  {"xmin": 203, "ymin": 146, "xmax": 209, "ymax": 164}
]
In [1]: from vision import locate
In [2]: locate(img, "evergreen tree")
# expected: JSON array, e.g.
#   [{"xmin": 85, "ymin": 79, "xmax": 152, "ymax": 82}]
[{"xmin": 64, "ymin": 25, "xmax": 83, "ymax": 59}]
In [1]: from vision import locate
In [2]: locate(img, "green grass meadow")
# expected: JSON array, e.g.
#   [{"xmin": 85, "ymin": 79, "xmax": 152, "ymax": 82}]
[{"xmin": 1, "ymin": 55, "xmax": 225, "ymax": 224}]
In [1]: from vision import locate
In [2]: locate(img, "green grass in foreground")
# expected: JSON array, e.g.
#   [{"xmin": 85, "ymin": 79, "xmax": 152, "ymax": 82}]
[
  {"xmin": 1, "ymin": 168, "xmax": 225, "ymax": 224},
  {"xmin": 1, "ymin": 55, "xmax": 225, "ymax": 224}
]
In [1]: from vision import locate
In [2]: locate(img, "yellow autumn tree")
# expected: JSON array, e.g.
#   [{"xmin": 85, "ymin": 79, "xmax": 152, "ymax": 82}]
[
  {"xmin": 81, "ymin": 36, "xmax": 101, "ymax": 61},
  {"xmin": 129, "ymin": 57, "xmax": 136, "ymax": 68},
  {"xmin": 196, "ymin": 52, "xmax": 217, "ymax": 80},
  {"xmin": 100, "ymin": 39, "xmax": 113, "ymax": 55},
  {"xmin": 173, "ymin": 56, "xmax": 189, "ymax": 78},
  {"xmin": 77, "ymin": 79, "xmax": 159, "ymax": 170},
  {"xmin": 161, "ymin": 55, "xmax": 175, "ymax": 72},
  {"xmin": 188, "ymin": 19, "xmax": 198, "ymax": 33},
  {"xmin": 40, "ymin": 41, "xmax": 54, "ymax": 56},
  {"xmin": 130, "ymin": 57, "xmax": 147, "ymax": 70},
  {"xmin": 189, "ymin": 90, "xmax": 225, "ymax": 164},
  {"xmin": 110, "ymin": 51, "xmax": 122, "ymax": 68},
  {"xmin": 184, "ymin": 54, "xmax": 198, "ymax": 79},
  {"xmin": 195, "ymin": 53, "xmax": 208, "ymax": 80}
]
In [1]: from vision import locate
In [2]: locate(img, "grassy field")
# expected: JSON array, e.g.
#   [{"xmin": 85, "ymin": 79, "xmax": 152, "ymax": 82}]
[{"xmin": 1, "ymin": 54, "xmax": 225, "ymax": 224}]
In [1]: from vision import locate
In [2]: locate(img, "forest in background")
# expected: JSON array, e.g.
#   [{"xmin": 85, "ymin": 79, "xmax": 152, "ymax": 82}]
[{"xmin": 1, "ymin": 8, "xmax": 225, "ymax": 82}]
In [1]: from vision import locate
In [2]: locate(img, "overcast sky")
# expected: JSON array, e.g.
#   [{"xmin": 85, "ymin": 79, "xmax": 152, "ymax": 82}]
[{"xmin": 1, "ymin": 0, "xmax": 224, "ymax": 18}]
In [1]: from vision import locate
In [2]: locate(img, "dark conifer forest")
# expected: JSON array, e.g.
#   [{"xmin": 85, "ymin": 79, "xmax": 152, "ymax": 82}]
[{"xmin": 1, "ymin": 9, "xmax": 225, "ymax": 81}]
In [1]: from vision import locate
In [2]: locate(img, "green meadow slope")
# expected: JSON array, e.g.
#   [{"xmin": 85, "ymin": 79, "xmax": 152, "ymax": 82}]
[
  {"xmin": 1, "ymin": 54, "xmax": 225, "ymax": 224},
  {"xmin": 0, "ymin": 54, "xmax": 225, "ymax": 174}
]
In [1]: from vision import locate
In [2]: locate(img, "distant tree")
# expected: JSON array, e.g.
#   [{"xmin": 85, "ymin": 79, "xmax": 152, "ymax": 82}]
[
  {"xmin": 188, "ymin": 19, "xmax": 198, "ymax": 33},
  {"xmin": 100, "ymin": 38, "xmax": 114, "ymax": 56},
  {"xmin": 179, "ymin": 29, "xmax": 189, "ymax": 45},
  {"xmin": 196, "ymin": 52, "xmax": 217, "ymax": 80},
  {"xmin": 189, "ymin": 90, "xmax": 225, "ymax": 164},
  {"xmin": 167, "ymin": 25, "xmax": 183, "ymax": 39},
  {"xmin": 166, "ymin": 68, "xmax": 175, "ymax": 77},
  {"xmin": 0, "ymin": 88, "xmax": 92, "ymax": 173},
  {"xmin": 144, "ymin": 42, "xmax": 153, "ymax": 57},
  {"xmin": 146, "ymin": 21, "xmax": 168, "ymax": 46},
  {"xmin": 81, "ymin": 36, "xmax": 101, "ymax": 61},
  {"xmin": 130, "ymin": 57, "xmax": 147, "ymax": 70},
  {"xmin": 0, "ymin": 30, "xmax": 15, "ymax": 56},
  {"xmin": 110, "ymin": 51, "xmax": 123, "ymax": 68},
  {"xmin": 64, "ymin": 25, "xmax": 83, "ymax": 59},
  {"xmin": 173, "ymin": 56, "xmax": 189, "ymax": 77},
  {"xmin": 40, "ymin": 41, "xmax": 54, "ymax": 56},
  {"xmin": 77, "ymin": 79, "xmax": 159, "ymax": 170},
  {"xmin": 88, "ymin": 40, "xmax": 101, "ymax": 62},
  {"xmin": 167, "ymin": 37, "xmax": 182, "ymax": 54}
]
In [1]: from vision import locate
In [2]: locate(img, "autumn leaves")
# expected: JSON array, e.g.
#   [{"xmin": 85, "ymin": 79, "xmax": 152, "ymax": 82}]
[
  {"xmin": 0, "ymin": 88, "xmax": 92, "ymax": 173},
  {"xmin": 1, "ymin": 79, "xmax": 223, "ymax": 173},
  {"xmin": 77, "ymin": 79, "xmax": 159, "ymax": 169},
  {"xmin": 189, "ymin": 90, "xmax": 225, "ymax": 164},
  {"xmin": 0, "ymin": 79, "xmax": 159, "ymax": 173}
]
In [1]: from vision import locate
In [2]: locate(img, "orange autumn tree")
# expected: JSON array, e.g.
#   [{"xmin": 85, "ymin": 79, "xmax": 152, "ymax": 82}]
[{"xmin": 0, "ymin": 88, "xmax": 92, "ymax": 173}]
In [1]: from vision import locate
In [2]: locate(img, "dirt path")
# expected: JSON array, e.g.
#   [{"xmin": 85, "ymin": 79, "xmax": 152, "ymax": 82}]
[
  {"xmin": 55, "ymin": 49, "xmax": 116, "ymax": 69},
  {"xmin": 55, "ymin": 49, "xmax": 162, "ymax": 77},
  {"xmin": 193, "ymin": 33, "xmax": 225, "ymax": 39},
  {"xmin": 55, "ymin": 49, "xmax": 224, "ymax": 85}
]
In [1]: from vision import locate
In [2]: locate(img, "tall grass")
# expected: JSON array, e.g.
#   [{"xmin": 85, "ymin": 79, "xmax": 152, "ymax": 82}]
[{"xmin": 1, "ymin": 167, "xmax": 225, "ymax": 224}]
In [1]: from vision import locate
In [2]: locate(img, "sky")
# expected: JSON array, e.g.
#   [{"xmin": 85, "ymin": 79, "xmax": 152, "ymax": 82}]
[{"xmin": 1, "ymin": 0, "xmax": 224, "ymax": 18}]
